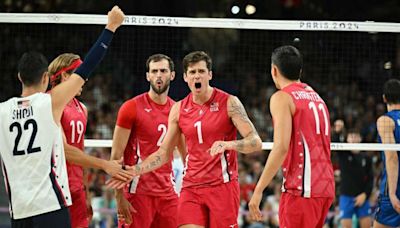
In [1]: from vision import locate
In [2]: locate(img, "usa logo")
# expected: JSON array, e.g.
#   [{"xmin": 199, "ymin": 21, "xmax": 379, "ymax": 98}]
[
  {"xmin": 210, "ymin": 102, "xmax": 219, "ymax": 112},
  {"xmin": 17, "ymin": 100, "xmax": 30, "ymax": 108}
]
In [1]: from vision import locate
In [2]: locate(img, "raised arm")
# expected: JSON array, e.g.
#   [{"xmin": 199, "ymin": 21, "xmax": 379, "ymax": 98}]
[
  {"xmin": 377, "ymin": 115, "xmax": 400, "ymax": 213},
  {"xmin": 249, "ymin": 91, "xmax": 293, "ymax": 221},
  {"xmin": 130, "ymin": 102, "xmax": 183, "ymax": 175},
  {"xmin": 51, "ymin": 6, "xmax": 125, "ymax": 123},
  {"xmin": 209, "ymin": 95, "xmax": 262, "ymax": 156}
]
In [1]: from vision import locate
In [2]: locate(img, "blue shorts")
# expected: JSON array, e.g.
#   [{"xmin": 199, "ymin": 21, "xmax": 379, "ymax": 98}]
[
  {"xmin": 339, "ymin": 195, "xmax": 371, "ymax": 219},
  {"xmin": 375, "ymin": 196, "xmax": 400, "ymax": 227},
  {"xmin": 11, "ymin": 207, "xmax": 71, "ymax": 228}
]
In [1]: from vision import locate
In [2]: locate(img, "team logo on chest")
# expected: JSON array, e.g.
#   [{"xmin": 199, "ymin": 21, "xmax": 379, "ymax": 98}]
[
  {"xmin": 210, "ymin": 102, "xmax": 219, "ymax": 112},
  {"xmin": 144, "ymin": 108, "xmax": 152, "ymax": 113}
]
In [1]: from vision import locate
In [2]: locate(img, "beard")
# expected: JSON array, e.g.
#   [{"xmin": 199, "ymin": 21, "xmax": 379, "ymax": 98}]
[{"xmin": 150, "ymin": 79, "xmax": 170, "ymax": 95}]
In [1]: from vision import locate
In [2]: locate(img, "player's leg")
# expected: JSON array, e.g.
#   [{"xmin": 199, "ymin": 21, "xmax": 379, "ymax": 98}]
[
  {"xmin": 118, "ymin": 193, "xmax": 154, "ymax": 228},
  {"xmin": 373, "ymin": 197, "xmax": 400, "ymax": 228},
  {"xmin": 355, "ymin": 199, "xmax": 372, "ymax": 228},
  {"xmin": 69, "ymin": 190, "xmax": 90, "ymax": 228},
  {"xmin": 339, "ymin": 195, "xmax": 356, "ymax": 228},
  {"xmin": 177, "ymin": 188, "xmax": 207, "ymax": 228},
  {"xmin": 206, "ymin": 181, "xmax": 240, "ymax": 228},
  {"xmin": 151, "ymin": 195, "xmax": 179, "ymax": 228}
]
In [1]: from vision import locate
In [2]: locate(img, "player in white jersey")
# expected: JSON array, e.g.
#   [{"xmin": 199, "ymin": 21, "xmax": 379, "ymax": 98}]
[{"xmin": 0, "ymin": 6, "xmax": 130, "ymax": 228}]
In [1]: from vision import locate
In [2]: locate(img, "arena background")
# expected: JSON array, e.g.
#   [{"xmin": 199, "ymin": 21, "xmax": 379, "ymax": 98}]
[{"xmin": 0, "ymin": 1, "xmax": 400, "ymax": 227}]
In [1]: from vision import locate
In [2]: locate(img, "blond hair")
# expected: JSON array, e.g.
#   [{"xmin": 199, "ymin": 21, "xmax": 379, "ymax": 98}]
[{"xmin": 48, "ymin": 53, "xmax": 80, "ymax": 88}]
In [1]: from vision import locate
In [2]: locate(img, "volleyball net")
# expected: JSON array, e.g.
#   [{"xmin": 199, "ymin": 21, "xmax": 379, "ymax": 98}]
[
  {"xmin": 1, "ymin": 13, "xmax": 398, "ymax": 150},
  {"xmin": 0, "ymin": 13, "xmax": 400, "ymax": 227}
]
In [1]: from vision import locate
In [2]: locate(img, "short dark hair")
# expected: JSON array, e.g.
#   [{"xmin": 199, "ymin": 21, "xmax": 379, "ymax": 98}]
[
  {"xmin": 182, "ymin": 51, "xmax": 212, "ymax": 73},
  {"xmin": 383, "ymin": 79, "xmax": 400, "ymax": 104},
  {"xmin": 347, "ymin": 128, "xmax": 361, "ymax": 135},
  {"xmin": 146, "ymin": 54, "xmax": 174, "ymax": 72},
  {"xmin": 271, "ymin": 45, "xmax": 303, "ymax": 80},
  {"xmin": 18, "ymin": 52, "xmax": 48, "ymax": 86}
]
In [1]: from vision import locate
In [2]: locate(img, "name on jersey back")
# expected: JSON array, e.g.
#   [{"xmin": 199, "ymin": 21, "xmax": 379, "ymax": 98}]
[
  {"xmin": 291, "ymin": 91, "xmax": 323, "ymax": 102},
  {"xmin": 12, "ymin": 100, "xmax": 33, "ymax": 120}
]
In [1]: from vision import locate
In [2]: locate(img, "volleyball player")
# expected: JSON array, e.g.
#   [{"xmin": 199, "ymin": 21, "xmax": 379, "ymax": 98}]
[
  {"xmin": 108, "ymin": 51, "xmax": 262, "ymax": 228},
  {"xmin": 0, "ymin": 6, "xmax": 127, "ymax": 227},
  {"xmin": 248, "ymin": 45, "xmax": 335, "ymax": 228},
  {"xmin": 373, "ymin": 79, "xmax": 400, "ymax": 228},
  {"xmin": 110, "ymin": 54, "xmax": 184, "ymax": 228},
  {"xmin": 338, "ymin": 129, "xmax": 373, "ymax": 228},
  {"xmin": 48, "ymin": 53, "xmax": 132, "ymax": 228}
]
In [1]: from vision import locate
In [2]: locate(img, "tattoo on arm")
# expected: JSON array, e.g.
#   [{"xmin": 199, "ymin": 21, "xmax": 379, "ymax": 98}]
[
  {"xmin": 136, "ymin": 155, "xmax": 164, "ymax": 175},
  {"xmin": 250, "ymin": 137, "xmax": 258, "ymax": 147},
  {"xmin": 228, "ymin": 96, "xmax": 251, "ymax": 124},
  {"xmin": 228, "ymin": 96, "xmax": 261, "ymax": 153},
  {"xmin": 236, "ymin": 140, "xmax": 245, "ymax": 151},
  {"xmin": 134, "ymin": 164, "xmax": 142, "ymax": 174}
]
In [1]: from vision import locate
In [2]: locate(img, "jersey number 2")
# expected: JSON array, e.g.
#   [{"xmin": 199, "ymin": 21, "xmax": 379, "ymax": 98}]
[
  {"xmin": 9, "ymin": 119, "xmax": 41, "ymax": 156},
  {"xmin": 157, "ymin": 124, "xmax": 167, "ymax": 146}
]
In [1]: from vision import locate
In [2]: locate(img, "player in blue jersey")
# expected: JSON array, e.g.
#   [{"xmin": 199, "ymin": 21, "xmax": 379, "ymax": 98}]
[{"xmin": 374, "ymin": 79, "xmax": 400, "ymax": 228}]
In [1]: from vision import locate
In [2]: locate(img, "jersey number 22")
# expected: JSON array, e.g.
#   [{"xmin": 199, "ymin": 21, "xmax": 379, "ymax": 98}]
[{"xmin": 9, "ymin": 119, "xmax": 41, "ymax": 156}]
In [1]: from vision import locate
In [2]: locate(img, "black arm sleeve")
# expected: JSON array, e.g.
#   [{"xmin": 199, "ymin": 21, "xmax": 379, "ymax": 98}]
[{"xmin": 74, "ymin": 29, "xmax": 114, "ymax": 80}]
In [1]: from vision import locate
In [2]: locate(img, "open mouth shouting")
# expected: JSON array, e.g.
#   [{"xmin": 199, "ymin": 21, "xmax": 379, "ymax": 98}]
[
  {"xmin": 156, "ymin": 79, "xmax": 163, "ymax": 88},
  {"xmin": 195, "ymin": 82, "xmax": 202, "ymax": 89}
]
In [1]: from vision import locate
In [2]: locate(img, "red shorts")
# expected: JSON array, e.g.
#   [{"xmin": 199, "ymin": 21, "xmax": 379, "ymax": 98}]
[
  {"xmin": 178, "ymin": 181, "xmax": 240, "ymax": 228},
  {"xmin": 68, "ymin": 190, "xmax": 90, "ymax": 228},
  {"xmin": 279, "ymin": 192, "xmax": 333, "ymax": 228},
  {"xmin": 118, "ymin": 193, "xmax": 178, "ymax": 228}
]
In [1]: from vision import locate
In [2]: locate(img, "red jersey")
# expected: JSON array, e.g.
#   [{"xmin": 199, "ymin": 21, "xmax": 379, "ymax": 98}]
[
  {"xmin": 280, "ymin": 82, "xmax": 334, "ymax": 198},
  {"xmin": 178, "ymin": 88, "xmax": 238, "ymax": 188},
  {"xmin": 61, "ymin": 98, "xmax": 87, "ymax": 192},
  {"xmin": 116, "ymin": 93, "xmax": 176, "ymax": 197}
]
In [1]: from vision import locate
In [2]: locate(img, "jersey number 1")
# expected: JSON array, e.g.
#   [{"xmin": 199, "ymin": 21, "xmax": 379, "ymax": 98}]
[
  {"xmin": 194, "ymin": 121, "xmax": 204, "ymax": 144},
  {"xmin": 9, "ymin": 119, "xmax": 41, "ymax": 156}
]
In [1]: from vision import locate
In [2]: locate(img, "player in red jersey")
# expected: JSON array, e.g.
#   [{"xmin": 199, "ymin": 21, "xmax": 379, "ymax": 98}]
[
  {"xmin": 48, "ymin": 53, "xmax": 132, "ymax": 228},
  {"xmin": 108, "ymin": 51, "xmax": 262, "ymax": 228},
  {"xmin": 110, "ymin": 54, "xmax": 185, "ymax": 228},
  {"xmin": 248, "ymin": 45, "xmax": 335, "ymax": 228}
]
